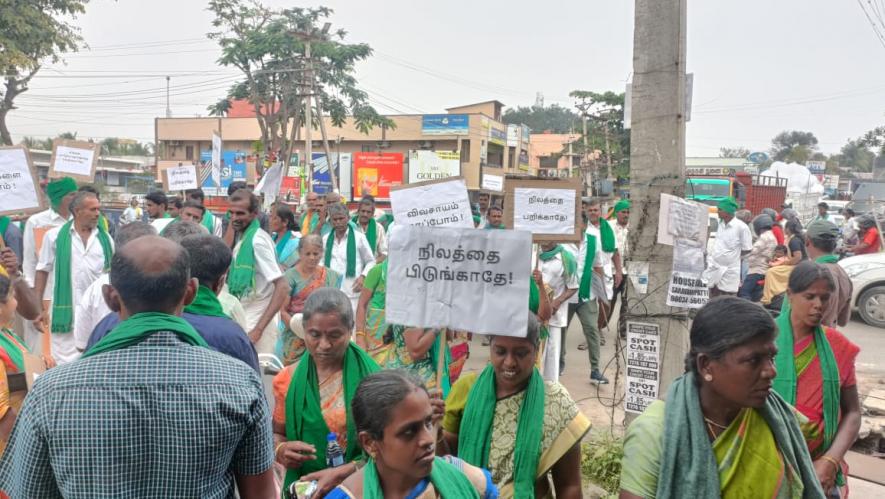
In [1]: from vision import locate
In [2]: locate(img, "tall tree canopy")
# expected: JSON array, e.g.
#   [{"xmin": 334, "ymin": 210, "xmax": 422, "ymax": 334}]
[
  {"xmin": 569, "ymin": 90, "xmax": 630, "ymax": 179},
  {"xmin": 719, "ymin": 147, "xmax": 750, "ymax": 159},
  {"xmin": 770, "ymin": 130, "xmax": 818, "ymax": 163},
  {"xmin": 502, "ymin": 104, "xmax": 577, "ymax": 134},
  {"xmin": 207, "ymin": 1, "xmax": 391, "ymax": 168},
  {"xmin": 0, "ymin": 0, "xmax": 91, "ymax": 145}
]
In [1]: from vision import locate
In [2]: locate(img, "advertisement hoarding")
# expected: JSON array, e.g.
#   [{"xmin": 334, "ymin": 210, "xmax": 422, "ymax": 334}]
[
  {"xmin": 200, "ymin": 150, "xmax": 248, "ymax": 196},
  {"xmin": 408, "ymin": 150, "xmax": 461, "ymax": 183},
  {"xmin": 421, "ymin": 114, "xmax": 469, "ymax": 135},
  {"xmin": 353, "ymin": 152, "xmax": 404, "ymax": 200}
]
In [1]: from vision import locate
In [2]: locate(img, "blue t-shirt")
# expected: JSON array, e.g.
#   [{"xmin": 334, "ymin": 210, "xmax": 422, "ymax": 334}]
[{"xmin": 87, "ymin": 312, "xmax": 260, "ymax": 373}]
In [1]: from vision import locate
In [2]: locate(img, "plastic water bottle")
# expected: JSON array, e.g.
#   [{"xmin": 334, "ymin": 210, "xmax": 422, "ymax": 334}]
[{"xmin": 325, "ymin": 432, "xmax": 344, "ymax": 468}]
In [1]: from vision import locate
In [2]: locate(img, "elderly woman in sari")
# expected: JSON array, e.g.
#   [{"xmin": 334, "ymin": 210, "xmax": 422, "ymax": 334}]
[
  {"xmin": 443, "ymin": 312, "xmax": 587, "ymax": 498},
  {"xmin": 620, "ymin": 296, "xmax": 824, "ymax": 499},
  {"xmin": 276, "ymin": 235, "xmax": 341, "ymax": 365},
  {"xmin": 773, "ymin": 261, "xmax": 862, "ymax": 496},
  {"xmin": 272, "ymin": 287, "xmax": 380, "ymax": 497},
  {"xmin": 328, "ymin": 370, "xmax": 497, "ymax": 499}
]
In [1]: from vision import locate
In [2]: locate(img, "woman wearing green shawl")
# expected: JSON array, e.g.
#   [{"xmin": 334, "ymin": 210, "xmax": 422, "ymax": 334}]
[
  {"xmin": 772, "ymin": 262, "xmax": 861, "ymax": 496},
  {"xmin": 328, "ymin": 370, "xmax": 497, "ymax": 499},
  {"xmin": 620, "ymin": 296, "xmax": 824, "ymax": 499},
  {"xmin": 272, "ymin": 288, "xmax": 381, "ymax": 498},
  {"xmin": 443, "ymin": 313, "xmax": 588, "ymax": 499}
]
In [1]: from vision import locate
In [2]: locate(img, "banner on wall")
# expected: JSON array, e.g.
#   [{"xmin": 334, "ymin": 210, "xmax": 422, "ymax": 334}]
[
  {"xmin": 408, "ymin": 150, "xmax": 461, "ymax": 183},
  {"xmin": 310, "ymin": 153, "xmax": 352, "ymax": 200},
  {"xmin": 353, "ymin": 152, "xmax": 403, "ymax": 200},
  {"xmin": 200, "ymin": 150, "xmax": 248, "ymax": 196},
  {"xmin": 421, "ymin": 114, "xmax": 469, "ymax": 135}
]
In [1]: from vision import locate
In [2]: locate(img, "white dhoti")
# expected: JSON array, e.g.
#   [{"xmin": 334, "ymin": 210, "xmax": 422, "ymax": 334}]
[
  {"xmin": 241, "ymin": 294, "xmax": 279, "ymax": 356},
  {"xmin": 542, "ymin": 326, "xmax": 562, "ymax": 382},
  {"xmin": 51, "ymin": 331, "xmax": 81, "ymax": 365}
]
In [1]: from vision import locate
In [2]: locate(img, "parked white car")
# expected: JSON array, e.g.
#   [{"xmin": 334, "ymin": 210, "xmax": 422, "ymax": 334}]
[{"xmin": 839, "ymin": 252, "xmax": 885, "ymax": 328}]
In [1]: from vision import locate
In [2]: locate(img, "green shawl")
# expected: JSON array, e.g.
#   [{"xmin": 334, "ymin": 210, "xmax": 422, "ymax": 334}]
[
  {"xmin": 201, "ymin": 210, "xmax": 216, "ymax": 233},
  {"xmin": 598, "ymin": 218, "xmax": 616, "ymax": 253},
  {"xmin": 0, "ymin": 329, "xmax": 27, "ymax": 372},
  {"xmin": 655, "ymin": 372, "xmax": 824, "ymax": 498},
  {"xmin": 815, "ymin": 254, "xmax": 839, "ymax": 264},
  {"xmin": 51, "ymin": 220, "xmax": 114, "ymax": 333},
  {"xmin": 579, "ymin": 232, "xmax": 598, "ymax": 301},
  {"xmin": 0, "ymin": 217, "xmax": 10, "ymax": 245},
  {"xmin": 325, "ymin": 225, "xmax": 357, "ymax": 278},
  {"xmin": 352, "ymin": 216, "xmax": 378, "ymax": 254},
  {"xmin": 283, "ymin": 344, "xmax": 380, "ymax": 492},
  {"xmin": 183, "ymin": 285, "xmax": 228, "ymax": 318},
  {"xmin": 159, "ymin": 217, "xmax": 180, "ymax": 236},
  {"xmin": 363, "ymin": 457, "xmax": 479, "ymax": 499},
  {"xmin": 83, "ymin": 312, "xmax": 208, "ymax": 358},
  {"xmin": 773, "ymin": 297, "xmax": 843, "ymax": 485},
  {"xmin": 227, "ymin": 218, "xmax": 260, "ymax": 298},
  {"xmin": 458, "ymin": 364, "xmax": 545, "ymax": 498},
  {"xmin": 539, "ymin": 245, "xmax": 576, "ymax": 279}
]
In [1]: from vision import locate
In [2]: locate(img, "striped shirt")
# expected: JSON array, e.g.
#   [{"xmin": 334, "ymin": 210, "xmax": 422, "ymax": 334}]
[{"xmin": 0, "ymin": 332, "xmax": 273, "ymax": 498}]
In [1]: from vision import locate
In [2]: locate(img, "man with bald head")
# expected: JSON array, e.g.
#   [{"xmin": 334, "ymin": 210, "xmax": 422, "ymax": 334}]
[{"xmin": 0, "ymin": 236, "xmax": 276, "ymax": 498}]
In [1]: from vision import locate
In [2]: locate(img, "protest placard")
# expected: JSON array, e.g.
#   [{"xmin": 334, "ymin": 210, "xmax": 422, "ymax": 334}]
[
  {"xmin": 504, "ymin": 178, "xmax": 582, "ymax": 242},
  {"xmin": 657, "ymin": 193, "xmax": 708, "ymax": 246},
  {"xmin": 408, "ymin": 150, "xmax": 461, "ymax": 183},
  {"xmin": 0, "ymin": 146, "xmax": 44, "ymax": 217},
  {"xmin": 164, "ymin": 164, "xmax": 199, "ymax": 191},
  {"xmin": 666, "ymin": 271, "xmax": 709, "ymax": 309},
  {"xmin": 390, "ymin": 177, "xmax": 474, "ymax": 229},
  {"xmin": 625, "ymin": 321, "xmax": 661, "ymax": 414},
  {"xmin": 481, "ymin": 168, "xmax": 504, "ymax": 192},
  {"xmin": 49, "ymin": 139, "xmax": 100, "ymax": 182},
  {"xmin": 386, "ymin": 225, "xmax": 531, "ymax": 336}
]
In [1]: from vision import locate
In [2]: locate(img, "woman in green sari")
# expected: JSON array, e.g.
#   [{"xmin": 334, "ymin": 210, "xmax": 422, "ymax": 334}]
[
  {"xmin": 354, "ymin": 260, "xmax": 388, "ymax": 356},
  {"xmin": 272, "ymin": 288, "xmax": 380, "ymax": 498},
  {"xmin": 619, "ymin": 296, "xmax": 824, "ymax": 499},
  {"xmin": 443, "ymin": 313, "xmax": 587, "ymax": 499},
  {"xmin": 381, "ymin": 325, "xmax": 451, "ymax": 396},
  {"xmin": 328, "ymin": 370, "xmax": 497, "ymax": 499}
]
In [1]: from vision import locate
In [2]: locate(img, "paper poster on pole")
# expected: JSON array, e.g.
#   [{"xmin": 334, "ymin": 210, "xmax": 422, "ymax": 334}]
[
  {"xmin": 657, "ymin": 193, "xmax": 708, "ymax": 246},
  {"xmin": 211, "ymin": 132, "xmax": 222, "ymax": 190},
  {"xmin": 666, "ymin": 272, "xmax": 709, "ymax": 309},
  {"xmin": 49, "ymin": 139, "xmax": 100, "ymax": 182},
  {"xmin": 390, "ymin": 177, "xmax": 474, "ymax": 228},
  {"xmin": 0, "ymin": 146, "xmax": 44, "ymax": 216},
  {"xmin": 625, "ymin": 321, "xmax": 661, "ymax": 414},
  {"xmin": 481, "ymin": 168, "xmax": 504, "ymax": 192},
  {"xmin": 386, "ymin": 225, "xmax": 531, "ymax": 336},
  {"xmin": 164, "ymin": 165, "xmax": 199, "ymax": 191},
  {"xmin": 504, "ymin": 178, "xmax": 582, "ymax": 242},
  {"xmin": 408, "ymin": 150, "xmax": 461, "ymax": 184}
]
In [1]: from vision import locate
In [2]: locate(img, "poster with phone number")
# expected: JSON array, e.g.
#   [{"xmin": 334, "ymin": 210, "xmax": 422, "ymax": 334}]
[{"xmin": 353, "ymin": 152, "xmax": 403, "ymax": 200}]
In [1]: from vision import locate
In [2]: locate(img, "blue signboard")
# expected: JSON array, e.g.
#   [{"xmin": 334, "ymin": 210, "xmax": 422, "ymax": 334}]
[
  {"xmin": 422, "ymin": 114, "xmax": 469, "ymax": 135},
  {"xmin": 310, "ymin": 153, "xmax": 352, "ymax": 199},
  {"xmin": 200, "ymin": 150, "xmax": 248, "ymax": 195},
  {"xmin": 747, "ymin": 152, "xmax": 769, "ymax": 164}
]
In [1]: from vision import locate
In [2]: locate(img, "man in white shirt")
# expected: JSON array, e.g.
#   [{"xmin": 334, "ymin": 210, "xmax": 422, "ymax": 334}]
[
  {"xmin": 35, "ymin": 191, "xmax": 115, "ymax": 364},
  {"xmin": 226, "ymin": 190, "xmax": 290, "ymax": 355},
  {"xmin": 353, "ymin": 195, "xmax": 387, "ymax": 262},
  {"xmin": 73, "ymin": 222, "xmax": 157, "ymax": 352},
  {"xmin": 119, "ymin": 197, "xmax": 143, "ymax": 225},
  {"xmin": 703, "ymin": 198, "xmax": 753, "ymax": 297},
  {"xmin": 145, "ymin": 190, "xmax": 175, "ymax": 234},
  {"xmin": 21, "ymin": 177, "xmax": 78, "ymax": 350},
  {"xmin": 535, "ymin": 241, "xmax": 578, "ymax": 383},
  {"xmin": 322, "ymin": 203, "xmax": 376, "ymax": 313},
  {"xmin": 610, "ymin": 199, "xmax": 630, "ymax": 338},
  {"xmin": 571, "ymin": 217, "xmax": 607, "ymax": 384},
  {"xmin": 186, "ymin": 188, "xmax": 224, "ymax": 238},
  {"xmin": 585, "ymin": 198, "xmax": 623, "ymax": 340}
]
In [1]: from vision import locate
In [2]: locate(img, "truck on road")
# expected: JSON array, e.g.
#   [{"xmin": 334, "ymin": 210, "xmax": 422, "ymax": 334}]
[{"xmin": 686, "ymin": 167, "xmax": 787, "ymax": 215}]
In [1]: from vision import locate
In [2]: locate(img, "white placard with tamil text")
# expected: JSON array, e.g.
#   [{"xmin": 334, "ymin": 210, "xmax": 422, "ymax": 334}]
[
  {"xmin": 408, "ymin": 150, "xmax": 461, "ymax": 184},
  {"xmin": 0, "ymin": 147, "xmax": 41, "ymax": 216},
  {"xmin": 386, "ymin": 225, "xmax": 531, "ymax": 336},
  {"xmin": 625, "ymin": 321, "xmax": 660, "ymax": 414},
  {"xmin": 390, "ymin": 178, "xmax": 474, "ymax": 228},
  {"xmin": 51, "ymin": 141, "xmax": 98, "ymax": 181},
  {"xmin": 165, "ymin": 165, "xmax": 199, "ymax": 191},
  {"xmin": 513, "ymin": 187, "xmax": 576, "ymax": 235},
  {"xmin": 666, "ymin": 271, "xmax": 709, "ymax": 309},
  {"xmin": 481, "ymin": 173, "xmax": 503, "ymax": 192}
]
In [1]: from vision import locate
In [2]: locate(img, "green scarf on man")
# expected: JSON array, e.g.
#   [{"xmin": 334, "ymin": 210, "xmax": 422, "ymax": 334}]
[
  {"xmin": 597, "ymin": 218, "xmax": 616, "ymax": 253},
  {"xmin": 160, "ymin": 217, "xmax": 180, "ymax": 236},
  {"xmin": 227, "ymin": 218, "xmax": 260, "ymax": 298},
  {"xmin": 773, "ymin": 297, "xmax": 843, "ymax": 485},
  {"xmin": 579, "ymin": 232, "xmax": 598, "ymax": 301},
  {"xmin": 325, "ymin": 224, "xmax": 357, "ymax": 278},
  {"xmin": 83, "ymin": 312, "xmax": 208, "ymax": 358},
  {"xmin": 184, "ymin": 285, "xmax": 228, "ymax": 318},
  {"xmin": 655, "ymin": 372, "xmax": 824, "ymax": 498},
  {"xmin": 282, "ymin": 344, "xmax": 380, "ymax": 493},
  {"xmin": 352, "ymin": 215, "xmax": 378, "ymax": 254},
  {"xmin": 362, "ymin": 457, "xmax": 479, "ymax": 499},
  {"xmin": 458, "ymin": 364, "xmax": 545, "ymax": 498},
  {"xmin": 51, "ymin": 220, "xmax": 114, "ymax": 333},
  {"xmin": 539, "ymin": 245, "xmax": 576, "ymax": 279},
  {"xmin": 201, "ymin": 210, "xmax": 216, "ymax": 233}
]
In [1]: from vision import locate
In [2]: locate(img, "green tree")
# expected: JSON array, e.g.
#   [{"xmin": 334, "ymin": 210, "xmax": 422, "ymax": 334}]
[
  {"xmin": 770, "ymin": 130, "xmax": 818, "ymax": 163},
  {"xmin": 501, "ymin": 104, "xmax": 577, "ymax": 133},
  {"xmin": 99, "ymin": 137, "xmax": 153, "ymax": 156},
  {"xmin": 832, "ymin": 139, "xmax": 875, "ymax": 172},
  {"xmin": 569, "ymin": 90, "xmax": 630, "ymax": 180},
  {"xmin": 718, "ymin": 147, "xmax": 750, "ymax": 159},
  {"xmin": 207, "ymin": 1, "xmax": 392, "ymax": 172},
  {"xmin": 0, "ymin": 0, "xmax": 91, "ymax": 145}
]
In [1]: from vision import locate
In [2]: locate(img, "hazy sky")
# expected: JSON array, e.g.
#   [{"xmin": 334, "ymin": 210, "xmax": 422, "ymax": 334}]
[{"xmin": 9, "ymin": 0, "xmax": 885, "ymax": 157}]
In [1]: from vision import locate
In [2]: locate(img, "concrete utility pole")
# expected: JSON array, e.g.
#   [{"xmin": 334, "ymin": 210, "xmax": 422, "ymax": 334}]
[{"xmin": 626, "ymin": 0, "xmax": 689, "ymax": 414}]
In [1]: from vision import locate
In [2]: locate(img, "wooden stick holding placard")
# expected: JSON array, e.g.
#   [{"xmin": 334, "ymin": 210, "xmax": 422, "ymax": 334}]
[{"xmin": 436, "ymin": 329, "xmax": 447, "ymax": 394}]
